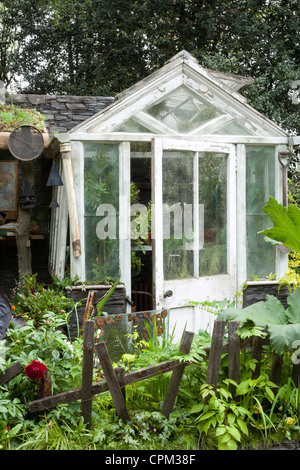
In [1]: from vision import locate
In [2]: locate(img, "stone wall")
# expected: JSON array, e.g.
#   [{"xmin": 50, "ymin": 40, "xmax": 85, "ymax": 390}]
[{"xmin": 5, "ymin": 93, "xmax": 114, "ymax": 135}]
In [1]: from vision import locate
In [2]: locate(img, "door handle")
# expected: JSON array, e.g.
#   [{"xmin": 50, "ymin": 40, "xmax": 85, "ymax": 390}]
[{"xmin": 164, "ymin": 290, "xmax": 173, "ymax": 298}]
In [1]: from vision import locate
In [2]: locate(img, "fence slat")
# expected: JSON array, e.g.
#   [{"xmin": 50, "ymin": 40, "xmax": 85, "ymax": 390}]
[
  {"xmin": 0, "ymin": 361, "xmax": 23, "ymax": 386},
  {"xmin": 292, "ymin": 362, "xmax": 300, "ymax": 388},
  {"xmin": 251, "ymin": 336, "xmax": 263, "ymax": 379},
  {"xmin": 206, "ymin": 320, "xmax": 226, "ymax": 386},
  {"xmin": 82, "ymin": 291, "xmax": 95, "ymax": 330},
  {"xmin": 80, "ymin": 320, "xmax": 95, "ymax": 428},
  {"xmin": 115, "ymin": 367, "xmax": 126, "ymax": 400},
  {"xmin": 95, "ymin": 341, "xmax": 130, "ymax": 421},
  {"xmin": 270, "ymin": 353, "xmax": 283, "ymax": 386},
  {"xmin": 228, "ymin": 321, "xmax": 240, "ymax": 397},
  {"xmin": 161, "ymin": 330, "xmax": 194, "ymax": 418}
]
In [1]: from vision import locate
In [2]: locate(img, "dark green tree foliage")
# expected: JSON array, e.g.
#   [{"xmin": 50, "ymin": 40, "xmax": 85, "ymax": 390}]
[{"xmin": 1, "ymin": 0, "xmax": 300, "ymax": 133}]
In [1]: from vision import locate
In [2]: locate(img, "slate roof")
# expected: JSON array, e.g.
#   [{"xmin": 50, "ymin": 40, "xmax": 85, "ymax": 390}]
[{"xmin": 5, "ymin": 93, "xmax": 114, "ymax": 136}]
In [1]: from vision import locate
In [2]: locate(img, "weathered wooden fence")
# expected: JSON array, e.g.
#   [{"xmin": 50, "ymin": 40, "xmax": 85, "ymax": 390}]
[
  {"xmin": 28, "ymin": 321, "xmax": 194, "ymax": 428},
  {"xmin": 2, "ymin": 317, "xmax": 300, "ymax": 429},
  {"xmin": 204, "ymin": 319, "xmax": 300, "ymax": 396}
]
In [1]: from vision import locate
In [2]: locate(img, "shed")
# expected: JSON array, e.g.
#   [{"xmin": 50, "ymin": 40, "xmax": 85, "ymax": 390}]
[{"xmin": 42, "ymin": 51, "xmax": 298, "ymax": 335}]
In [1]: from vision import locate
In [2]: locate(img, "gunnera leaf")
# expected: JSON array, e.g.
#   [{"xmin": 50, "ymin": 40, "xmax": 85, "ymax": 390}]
[
  {"xmin": 260, "ymin": 197, "xmax": 300, "ymax": 252},
  {"xmin": 218, "ymin": 294, "xmax": 287, "ymax": 327}
]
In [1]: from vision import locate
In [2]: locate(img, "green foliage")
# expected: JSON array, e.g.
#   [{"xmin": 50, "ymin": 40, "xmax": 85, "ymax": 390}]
[
  {"xmin": 1, "ymin": 0, "xmax": 300, "ymax": 134},
  {"xmin": 260, "ymin": 197, "xmax": 300, "ymax": 253},
  {"xmin": 0, "ymin": 104, "xmax": 45, "ymax": 132},
  {"xmin": 96, "ymin": 274, "xmax": 121, "ymax": 316},
  {"xmin": 11, "ymin": 273, "xmax": 72, "ymax": 329},
  {"xmin": 190, "ymin": 382, "xmax": 251, "ymax": 450},
  {"xmin": 1, "ymin": 276, "xmax": 300, "ymax": 450},
  {"xmin": 219, "ymin": 287, "xmax": 300, "ymax": 354}
]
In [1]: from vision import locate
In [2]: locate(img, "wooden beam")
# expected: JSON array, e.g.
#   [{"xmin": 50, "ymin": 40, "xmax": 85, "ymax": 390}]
[
  {"xmin": 95, "ymin": 341, "xmax": 130, "ymax": 421},
  {"xmin": 60, "ymin": 142, "xmax": 81, "ymax": 257},
  {"xmin": 80, "ymin": 321, "xmax": 95, "ymax": 428},
  {"xmin": 228, "ymin": 321, "xmax": 240, "ymax": 397},
  {"xmin": 0, "ymin": 361, "xmax": 23, "ymax": 386},
  {"xmin": 161, "ymin": 331, "xmax": 194, "ymax": 417},
  {"xmin": 205, "ymin": 320, "xmax": 226, "ymax": 391}
]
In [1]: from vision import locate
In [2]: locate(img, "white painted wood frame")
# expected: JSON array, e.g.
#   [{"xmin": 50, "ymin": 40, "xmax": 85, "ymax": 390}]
[
  {"xmin": 152, "ymin": 138, "xmax": 237, "ymax": 311},
  {"xmin": 119, "ymin": 142, "xmax": 131, "ymax": 312}
]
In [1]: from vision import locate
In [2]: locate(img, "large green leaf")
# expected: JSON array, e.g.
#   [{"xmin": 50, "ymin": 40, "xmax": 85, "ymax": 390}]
[
  {"xmin": 268, "ymin": 324, "xmax": 300, "ymax": 355},
  {"xmin": 219, "ymin": 288, "xmax": 300, "ymax": 354},
  {"xmin": 260, "ymin": 197, "xmax": 300, "ymax": 252},
  {"xmin": 96, "ymin": 274, "xmax": 121, "ymax": 315},
  {"xmin": 219, "ymin": 294, "xmax": 287, "ymax": 327},
  {"xmin": 285, "ymin": 285, "xmax": 300, "ymax": 324}
]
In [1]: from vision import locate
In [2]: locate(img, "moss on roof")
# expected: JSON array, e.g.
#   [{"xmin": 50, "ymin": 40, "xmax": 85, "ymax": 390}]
[{"xmin": 0, "ymin": 104, "xmax": 45, "ymax": 132}]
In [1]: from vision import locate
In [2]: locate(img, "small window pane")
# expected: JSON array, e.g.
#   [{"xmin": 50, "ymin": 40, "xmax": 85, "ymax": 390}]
[
  {"xmin": 113, "ymin": 119, "xmax": 154, "ymax": 133},
  {"xmin": 163, "ymin": 151, "xmax": 194, "ymax": 280},
  {"xmin": 199, "ymin": 153, "xmax": 227, "ymax": 276},
  {"xmin": 212, "ymin": 121, "xmax": 251, "ymax": 136},
  {"xmin": 246, "ymin": 146, "xmax": 276, "ymax": 279},
  {"xmin": 84, "ymin": 143, "xmax": 119, "ymax": 281}
]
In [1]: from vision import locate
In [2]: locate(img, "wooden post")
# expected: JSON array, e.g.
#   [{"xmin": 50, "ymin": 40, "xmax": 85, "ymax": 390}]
[
  {"xmin": 292, "ymin": 362, "xmax": 300, "ymax": 388},
  {"xmin": 251, "ymin": 336, "xmax": 263, "ymax": 379},
  {"xmin": 37, "ymin": 372, "xmax": 52, "ymax": 400},
  {"xmin": 115, "ymin": 367, "xmax": 126, "ymax": 401},
  {"xmin": 228, "ymin": 321, "xmax": 240, "ymax": 398},
  {"xmin": 95, "ymin": 341, "xmax": 130, "ymax": 421},
  {"xmin": 270, "ymin": 353, "xmax": 283, "ymax": 386},
  {"xmin": 82, "ymin": 290, "xmax": 95, "ymax": 330},
  {"xmin": 0, "ymin": 361, "xmax": 23, "ymax": 386},
  {"xmin": 60, "ymin": 142, "xmax": 81, "ymax": 257},
  {"xmin": 204, "ymin": 320, "xmax": 226, "ymax": 403},
  {"xmin": 80, "ymin": 320, "xmax": 95, "ymax": 429},
  {"xmin": 161, "ymin": 330, "xmax": 194, "ymax": 418}
]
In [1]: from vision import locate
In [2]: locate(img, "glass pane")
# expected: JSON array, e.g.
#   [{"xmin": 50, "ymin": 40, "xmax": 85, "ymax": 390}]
[
  {"xmin": 199, "ymin": 153, "xmax": 227, "ymax": 276},
  {"xmin": 147, "ymin": 86, "xmax": 221, "ymax": 134},
  {"xmin": 113, "ymin": 118, "xmax": 154, "ymax": 133},
  {"xmin": 246, "ymin": 146, "xmax": 276, "ymax": 279},
  {"xmin": 212, "ymin": 121, "xmax": 251, "ymax": 136},
  {"xmin": 84, "ymin": 143, "xmax": 119, "ymax": 281},
  {"xmin": 163, "ymin": 151, "xmax": 194, "ymax": 280}
]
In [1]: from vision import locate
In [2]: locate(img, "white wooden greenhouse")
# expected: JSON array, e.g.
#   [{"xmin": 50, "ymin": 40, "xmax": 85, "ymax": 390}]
[{"xmin": 48, "ymin": 51, "xmax": 297, "ymax": 336}]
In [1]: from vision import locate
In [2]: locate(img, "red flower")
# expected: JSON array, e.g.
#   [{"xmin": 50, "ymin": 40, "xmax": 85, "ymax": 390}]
[{"xmin": 25, "ymin": 360, "xmax": 47, "ymax": 380}]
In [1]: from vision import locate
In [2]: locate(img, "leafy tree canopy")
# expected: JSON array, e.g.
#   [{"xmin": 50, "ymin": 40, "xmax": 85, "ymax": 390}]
[{"xmin": 1, "ymin": 0, "xmax": 299, "ymax": 134}]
